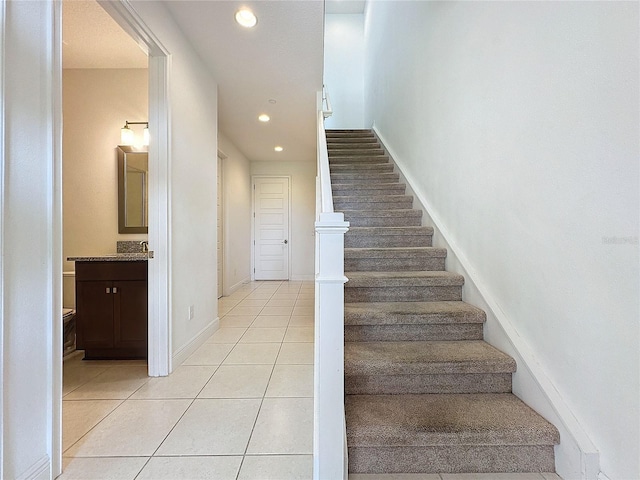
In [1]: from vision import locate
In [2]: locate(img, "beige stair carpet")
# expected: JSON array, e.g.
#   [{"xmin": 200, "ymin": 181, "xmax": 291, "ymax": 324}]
[{"xmin": 327, "ymin": 129, "xmax": 560, "ymax": 474}]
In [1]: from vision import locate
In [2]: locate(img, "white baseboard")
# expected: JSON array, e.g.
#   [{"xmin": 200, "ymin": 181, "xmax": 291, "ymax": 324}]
[
  {"xmin": 172, "ymin": 317, "xmax": 220, "ymax": 368},
  {"xmin": 373, "ymin": 125, "xmax": 600, "ymax": 480},
  {"xmin": 292, "ymin": 274, "xmax": 314, "ymax": 281},
  {"xmin": 225, "ymin": 276, "xmax": 251, "ymax": 296},
  {"xmin": 17, "ymin": 455, "xmax": 49, "ymax": 480}
]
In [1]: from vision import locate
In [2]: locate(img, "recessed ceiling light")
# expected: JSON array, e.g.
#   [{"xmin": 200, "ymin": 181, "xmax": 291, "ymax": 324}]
[
  {"xmin": 258, "ymin": 114, "xmax": 270, "ymax": 122},
  {"xmin": 268, "ymin": 99, "xmax": 277, "ymax": 104},
  {"xmin": 235, "ymin": 8, "xmax": 257, "ymax": 28},
  {"xmin": 274, "ymin": 146, "xmax": 284, "ymax": 152}
]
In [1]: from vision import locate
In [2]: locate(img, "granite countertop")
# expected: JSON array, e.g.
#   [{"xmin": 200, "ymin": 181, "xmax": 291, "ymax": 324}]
[{"xmin": 67, "ymin": 253, "xmax": 149, "ymax": 262}]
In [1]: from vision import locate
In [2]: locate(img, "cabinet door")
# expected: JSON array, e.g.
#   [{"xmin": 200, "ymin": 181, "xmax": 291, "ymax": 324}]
[
  {"xmin": 76, "ymin": 281, "xmax": 115, "ymax": 349},
  {"xmin": 113, "ymin": 280, "xmax": 148, "ymax": 349}
]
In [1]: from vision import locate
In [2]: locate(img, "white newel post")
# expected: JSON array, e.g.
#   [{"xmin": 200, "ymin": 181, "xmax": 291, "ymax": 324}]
[{"xmin": 314, "ymin": 211, "xmax": 349, "ymax": 480}]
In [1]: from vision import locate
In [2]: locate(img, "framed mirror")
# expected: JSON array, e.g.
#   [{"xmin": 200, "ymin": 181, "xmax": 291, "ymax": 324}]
[{"xmin": 117, "ymin": 145, "xmax": 148, "ymax": 233}]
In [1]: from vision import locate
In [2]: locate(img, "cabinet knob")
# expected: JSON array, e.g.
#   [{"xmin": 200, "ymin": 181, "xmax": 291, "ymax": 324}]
[
  {"xmin": 113, "ymin": 287, "xmax": 118, "ymax": 294},
  {"xmin": 106, "ymin": 287, "xmax": 111, "ymax": 294}
]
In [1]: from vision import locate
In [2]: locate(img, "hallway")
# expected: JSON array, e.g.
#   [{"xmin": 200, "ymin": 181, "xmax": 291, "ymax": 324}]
[{"xmin": 61, "ymin": 281, "xmax": 314, "ymax": 479}]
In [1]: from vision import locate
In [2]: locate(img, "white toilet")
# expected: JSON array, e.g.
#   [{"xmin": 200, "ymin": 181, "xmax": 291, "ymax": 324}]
[
  {"xmin": 62, "ymin": 271, "xmax": 77, "ymax": 357},
  {"xmin": 62, "ymin": 308, "xmax": 76, "ymax": 356}
]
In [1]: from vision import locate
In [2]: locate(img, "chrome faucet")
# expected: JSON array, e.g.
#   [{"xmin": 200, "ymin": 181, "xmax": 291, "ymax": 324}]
[{"xmin": 140, "ymin": 241, "xmax": 149, "ymax": 253}]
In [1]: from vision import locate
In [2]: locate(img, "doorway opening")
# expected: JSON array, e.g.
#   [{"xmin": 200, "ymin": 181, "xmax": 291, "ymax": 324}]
[{"xmin": 54, "ymin": 0, "xmax": 171, "ymax": 477}]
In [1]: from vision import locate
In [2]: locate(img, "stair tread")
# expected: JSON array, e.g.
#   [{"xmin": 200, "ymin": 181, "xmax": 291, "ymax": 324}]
[
  {"xmin": 345, "ymin": 301, "xmax": 485, "ymax": 325},
  {"xmin": 329, "ymin": 143, "xmax": 380, "ymax": 148},
  {"xmin": 345, "ymin": 340, "xmax": 516, "ymax": 375},
  {"xmin": 346, "ymin": 393, "xmax": 560, "ymax": 447},
  {"xmin": 342, "ymin": 209, "xmax": 422, "ymax": 217},
  {"xmin": 347, "ymin": 226, "xmax": 433, "ymax": 236},
  {"xmin": 330, "ymin": 158, "xmax": 389, "ymax": 162},
  {"xmin": 345, "ymin": 247, "xmax": 447, "ymax": 258},
  {"xmin": 329, "ymin": 149, "xmax": 384, "ymax": 154},
  {"xmin": 333, "ymin": 182, "xmax": 403, "ymax": 188},
  {"xmin": 347, "ymin": 271, "xmax": 464, "ymax": 287},
  {"xmin": 334, "ymin": 195, "xmax": 410, "ymax": 201},
  {"xmin": 331, "ymin": 172, "xmax": 397, "ymax": 177}
]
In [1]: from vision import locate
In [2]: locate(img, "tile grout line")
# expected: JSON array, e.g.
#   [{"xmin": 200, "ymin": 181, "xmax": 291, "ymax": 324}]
[
  {"xmin": 124, "ymin": 284, "xmax": 275, "ymax": 475},
  {"xmin": 62, "ymin": 281, "xmax": 314, "ymax": 479},
  {"xmin": 234, "ymin": 287, "xmax": 285, "ymax": 480},
  {"xmin": 131, "ymin": 284, "xmax": 273, "ymax": 478}
]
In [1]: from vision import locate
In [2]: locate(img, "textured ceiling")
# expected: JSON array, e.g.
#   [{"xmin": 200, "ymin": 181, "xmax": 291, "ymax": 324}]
[
  {"xmin": 62, "ymin": 0, "xmax": 147, "ymax": 69},
  {"xmin": 163, "ymin": 1, "xmax": 325, "ymax": 163},
  {"xmin": 62, "ymin": 0, "xmax": 336, "ymax": 163}
]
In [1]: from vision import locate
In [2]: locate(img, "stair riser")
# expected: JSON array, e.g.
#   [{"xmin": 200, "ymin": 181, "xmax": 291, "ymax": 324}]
[
  {"xmin": 345, "ymin": 324, "xmax": 483, "ymax": 342},
  {"xmin": 345, "ymin": 373, "xmax": 512, "ymax": 395},
  {"xmin": 331, "ymin": 174, "xmax": 400, "ymax": 184},
  {"xmin": 345, "ymin": 216, "xmax": 423, "ymax": 228},
  {"xmin": 333, "ymin": 186, "xmax": 407, "ymax": 196},
  {"xmin": 330, "ymin": 164, "xmax": 394, "ymax": 173},
  {"xmin": 328, "ymin": 144, "xmax": 380, "ymax": 149},
  {"xmin": 328, "ymin": 137, "xmax": 377, "ymax": 143},
  {"xmin": 345, "ymin": 235, "xmax": 432, "ymax": 248},
  {"xmin": 329, "ymin": 157, "xmax": 389, "ymax": 164},
  {"xmin": 345, "ymin": 257, "xmax": 445, "ymax": 272},
  {"xmin": 335, "ymin": 200, "xmax": 414, "ymax": 210},
  {"xmin": 329, "ymin": 149, "xmax": 384, "ymax": 156},
  {"xmin": 347, "ymin": 445, "xmax": 556, "ymax": 474},
  {"xmin": 345, "ymin": 286, "xmax": 462, "ymax": 302},
  {"xmin": 326, "ymin": 130, "xmax": 374, "ymax": 136}
]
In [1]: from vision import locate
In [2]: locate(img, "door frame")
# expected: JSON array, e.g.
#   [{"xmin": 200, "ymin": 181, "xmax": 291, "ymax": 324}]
[
  {"xmin": 97, "ymin": 0, "xmax": 172, "ymax": 377},
  {"xmin": 52, "ymin": 1, "xmax": 172, "ymax": 476},
  {"xmin": 217, "ymin": 151, "xmax": 226, "ymax": 298},
  {"xmin": 251, "ymin": 175, "xmax": 292, "ymax": 281}
]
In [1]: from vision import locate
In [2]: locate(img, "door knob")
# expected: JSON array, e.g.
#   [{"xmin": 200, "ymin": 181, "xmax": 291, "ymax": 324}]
[{"xmin": 283, "ymin": 239, "xmax": 288, "ymax": 244}]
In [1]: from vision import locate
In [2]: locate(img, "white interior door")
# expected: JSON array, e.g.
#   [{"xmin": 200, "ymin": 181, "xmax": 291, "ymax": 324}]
[
  {"xmin": 253, "ymin": 176, "xmax": 290, "ymax": 280},
  {"xmin": 217, "ymin": 156, "xmax": 224, "ymax": 298}
]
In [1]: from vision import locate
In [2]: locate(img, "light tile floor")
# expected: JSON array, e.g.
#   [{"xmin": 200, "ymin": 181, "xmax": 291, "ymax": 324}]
[
  {"xmin": 61, "ymin": 281, "xmax": 314, "ymax": 480},
  {"xmin": 61, "ymin": 280, "xmax": 562, "ymax": 480}
]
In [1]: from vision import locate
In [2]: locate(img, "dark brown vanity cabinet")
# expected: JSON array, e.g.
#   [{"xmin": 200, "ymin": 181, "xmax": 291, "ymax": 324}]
[{"xmin": 75, "ymin": 261, "xmax": 148, "ymax": 359}]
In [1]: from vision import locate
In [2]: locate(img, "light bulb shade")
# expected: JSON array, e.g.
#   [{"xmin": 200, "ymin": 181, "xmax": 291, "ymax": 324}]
[
  {"xmin": 143, "ymin": 127, "xmax": 150, "ymax": 146},
  {"xmin": 121, "ymin": 125, "xmax": 134, "ymax": 146},
  {"xmin": 235, "ymin": 8, "xmax": 257, "ymax": 28}
]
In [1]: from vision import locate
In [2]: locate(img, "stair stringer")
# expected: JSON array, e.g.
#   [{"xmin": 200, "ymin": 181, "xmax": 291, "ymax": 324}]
[{"xmin": 372, "ymin": 125, "xmax": 600, "ymax": 480}]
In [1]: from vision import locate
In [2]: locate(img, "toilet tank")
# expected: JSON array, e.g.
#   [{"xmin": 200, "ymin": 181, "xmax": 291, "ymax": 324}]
[{"xmin": 63, "ymin": 271, "xmax": 76, "ymax": 308}]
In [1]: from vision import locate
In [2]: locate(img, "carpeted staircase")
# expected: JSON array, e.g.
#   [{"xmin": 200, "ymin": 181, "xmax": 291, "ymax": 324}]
[{"xmin": 327, "ymin": 129, "xmax": 561, "ymax": 474}]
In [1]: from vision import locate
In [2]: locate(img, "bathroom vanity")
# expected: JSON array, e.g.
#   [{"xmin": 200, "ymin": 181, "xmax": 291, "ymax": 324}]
[{"xmin": 69, "ymin": 254, "xmax": 148, "ymax": 360}]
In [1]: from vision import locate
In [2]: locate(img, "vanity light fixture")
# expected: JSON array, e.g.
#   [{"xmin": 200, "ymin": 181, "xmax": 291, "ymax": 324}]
[
  {"xmin": 274, "ymin": 146, "xmax": 284, "ymax": 152},
  {"xmin": 121, "ymin": 121, "xmax": 149, "ymax": 147},
  {"xmin": 258, "ymin": 114, "xmax": 270, "ymax": 122},
  {"xmin": 235, "ymin": 8, "xmax": 257, "ymax": 28}
]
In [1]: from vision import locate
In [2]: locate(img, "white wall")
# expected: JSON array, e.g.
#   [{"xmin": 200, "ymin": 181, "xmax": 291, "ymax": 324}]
[
  {"xmin": 323, "ymin": 14, "xmax": 364, "ymax": 129},
  {"xmin": 129, "ymin": 1, "xmax": 219, "ymax": 360},
  {"xmin": 218, "ymin": 132, "xmax": 252, "ymax": 294},
  {"xmin": 63, "ymin": 68, "xmax": 148, "ymax": 307},
  {"xmin": 364, "ymin": 2, "xmax": 639, "ymax": 479},
  {"xmin": 1, "ymin": 2, "xmax": 59, "ymax": 478},
  {"xmin": 251, "ymin": 161, "xmax": 316, "ymax": 281}
]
